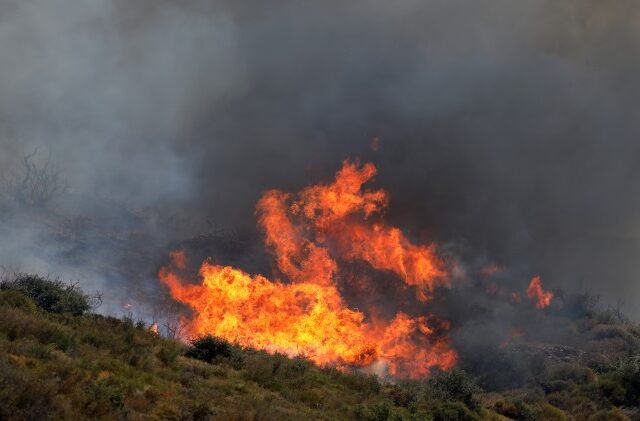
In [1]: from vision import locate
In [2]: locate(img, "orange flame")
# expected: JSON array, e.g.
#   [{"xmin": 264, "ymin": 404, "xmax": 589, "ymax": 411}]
[
  {"xmin": 526, "ymin": 276, "xmax": 553, "ymax": 309},
  {"xmin": 257, "ymin": 161, "xmax": 448, "ymax": 300},
  {"xmin": 159, "ymin": 160, "xmax": 456, "ymax": 378}
]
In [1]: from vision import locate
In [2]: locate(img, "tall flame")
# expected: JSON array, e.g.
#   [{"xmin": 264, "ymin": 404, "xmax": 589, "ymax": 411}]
[
  {"xmin": 159, "ymin": 160, "xmax": 456, "ymax": 378},
  {"xmin": 527, "ymin": 276, "xmax": 553, "ymax": 309}
]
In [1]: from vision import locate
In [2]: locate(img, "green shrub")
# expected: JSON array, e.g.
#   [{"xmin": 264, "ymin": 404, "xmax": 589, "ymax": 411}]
[
  {"xmin": 589, "ymin": 407, "xmax": 630, "ymax": 421},
  {"xmin": 494, "ymin": 399, "xmax": 536, "ymax": 421},
  {"xmin": 354, "ymin": 400, "xmax": 394, "ymax": 421},
  {"xmin": 597, "ymin": 377, "xmax": 627, "ymax": 405},
  {"xmin": 192, "ymin": 402, "xmax": 214, "ymax": 421},
  {"xmin": 431, "ymin": 401, "xmax": 479, "ymax": 421},
  {"xmin": 86, "ymin": 379, "xmax": 125, "ymax": 416},
  {"xmin": 538, "ymin": 403, "xmax": 567, "ymax": 421},
  {"xmin": 461, "ymin": 344, "xmax": 530, "ymax": 391},
  {"xmin": 0, "ymin": 360, "xmax": 62, "ymax": 420},
  {"xmin": 427, "ymin": 369, "xmax": 480, "ymax": 409},
  {"xmin": 243, "ymin": 351, "xmax": 277, "ymax": 386},
  {"xmin": 341, "ymin": 372, "xmax": 381, "ymax": 398},
  {"xmin": 0, "ymin": 306, "xmax": 74, "ymax": 351},
  {"xmin": 371, "ymin": 400, "xmax": 393, "ymax": 421},
  {"xmin": 0, "ymin": 290, "xmax": 38, "ymax": 312},
  {"xmin": 541, "ymin": 380, "xmax": 573, "ymax": 393},
  {"xmin": 0, "ymin": 274, "xmax": 96, "ymax": 316},
  {"xmin": 388, "ymin": 383, "xmax": 417, "ymax": 407},
  {"xmin": 612, "ymin": 354, "xmax": 640, "ymax": 405},
  {"xmin": 156, "ymin": 341, "xmax": 184, "ymax": 366},
  {"xmin": 544, "ymin": 362, "xmax": 595, "ymax": 385},
  {"xmin": 185, "ymin": 335, "xmax": 234, "ymax": 363},
  {"xmin": 286, "ymin": 355, "xmax": 312, "ymax": 375}
]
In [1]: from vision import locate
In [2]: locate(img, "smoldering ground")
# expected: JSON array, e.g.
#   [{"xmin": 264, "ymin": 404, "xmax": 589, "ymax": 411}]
[{"xmin": 0, "ymin": 0, "xmax": 639, "ymax": 335}]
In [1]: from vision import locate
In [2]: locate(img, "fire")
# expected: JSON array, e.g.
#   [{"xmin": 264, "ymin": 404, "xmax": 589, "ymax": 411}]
[
  {"xmin": 159, "ymin": 160, "xmax": 456, "ymax": 378},
  {"xmin": 257, "ymin": 161, "xmax": 448, "ymax": 300},
  {"xmin": 479, "ymin": 263, "xmax": 503, "ymax": 278},
  {"xmin": 527, "ymin": 276, "xmax": 553, "ymax": 309}
]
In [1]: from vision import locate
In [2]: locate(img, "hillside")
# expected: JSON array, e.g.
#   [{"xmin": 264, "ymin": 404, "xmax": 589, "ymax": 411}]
[{"xmin": 0, "ymin": 276, "xmax": 639, "ymax": 420}]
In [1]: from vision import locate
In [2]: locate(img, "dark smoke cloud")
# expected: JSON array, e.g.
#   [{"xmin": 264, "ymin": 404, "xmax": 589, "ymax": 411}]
[{"xmin": 1, "ymin": 1, "xmax": 640, "ymax": 317}]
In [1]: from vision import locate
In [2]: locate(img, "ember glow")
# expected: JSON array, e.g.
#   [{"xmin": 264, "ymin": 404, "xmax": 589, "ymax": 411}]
[
  {"xmin": 159, "ymin": 160, "xmax": 456, "ymax": 378},
  {"xmin": 527, "ymin": 276, "xmax": 554, "ymax": 309},
  {"xmin": 479, "ymin": 263, "xmax": 503, "ymax": 278}
]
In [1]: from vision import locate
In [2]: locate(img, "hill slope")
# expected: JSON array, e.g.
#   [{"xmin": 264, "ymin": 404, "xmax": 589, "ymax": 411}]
[{"xmin": 0, "ymin": 277, "xmax": 638, "ymax": 420}]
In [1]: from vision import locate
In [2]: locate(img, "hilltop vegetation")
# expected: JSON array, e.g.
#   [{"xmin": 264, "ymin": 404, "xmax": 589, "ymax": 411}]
[{"xmin": 0, "ymin": 275, "xmax": 638, "ymax": 420}]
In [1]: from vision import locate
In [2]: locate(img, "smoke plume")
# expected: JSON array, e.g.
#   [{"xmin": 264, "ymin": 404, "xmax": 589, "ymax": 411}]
[{"xmin": 1, "ymin": 0, "xmax": 639, "ymax": 320}]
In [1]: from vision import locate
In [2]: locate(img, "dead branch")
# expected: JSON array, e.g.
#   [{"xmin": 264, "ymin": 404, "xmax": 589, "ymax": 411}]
[{"xmin": 4, "ymin": 148, "xmax": 68, "ymax": 207}]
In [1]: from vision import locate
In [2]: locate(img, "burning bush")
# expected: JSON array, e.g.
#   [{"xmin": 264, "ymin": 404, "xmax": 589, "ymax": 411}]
[{"xmin": 160, "ymin": 160, "xmax": 456, "ymax": 379}]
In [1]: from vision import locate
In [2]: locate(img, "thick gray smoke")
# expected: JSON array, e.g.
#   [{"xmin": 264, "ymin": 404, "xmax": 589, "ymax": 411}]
[{"xmin": 1, "ymin": 0, "xmax": 639, "ymax": 317}]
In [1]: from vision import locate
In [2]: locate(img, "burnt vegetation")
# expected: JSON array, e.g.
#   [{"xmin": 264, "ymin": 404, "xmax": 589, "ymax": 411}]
[
  {"xmin": 0, "ymin": 276, "xmax": 637, "ymax": 420},
  {"xmin": 1, "ymin": 148, "xmax": 68, "ymax": 208}
]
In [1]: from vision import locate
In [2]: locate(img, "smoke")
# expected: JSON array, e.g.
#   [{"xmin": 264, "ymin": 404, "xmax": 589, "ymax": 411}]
[{"xmin": 1, "ymin": 0, "xmax": 640, "ymax": 318}]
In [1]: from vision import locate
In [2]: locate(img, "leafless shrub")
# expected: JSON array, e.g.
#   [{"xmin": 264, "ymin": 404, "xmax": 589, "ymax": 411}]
[
  {"xmin": 164, "ymin": 319, "xmax": 186, "ymax": 340},
  {"xmin": 2, "ymin": 147, "xmax": 68, "ymax": 207},
  {"xmin": 144, "ymin": 292, "xmax": 189, "ymax": 340},
  {"xmin": 90, "ymin": 289, "xmax": 104, "ymax": 311}
]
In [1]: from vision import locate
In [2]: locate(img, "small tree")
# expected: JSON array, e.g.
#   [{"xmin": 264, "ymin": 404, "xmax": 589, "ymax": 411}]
[{"xmin": 0, "ymin": 274, "xmax": 101, "ymax": 316}]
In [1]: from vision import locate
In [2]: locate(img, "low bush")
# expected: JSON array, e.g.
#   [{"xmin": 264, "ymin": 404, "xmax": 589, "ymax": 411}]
[
  {"xmin": 427, "ymin": 369, "xmax": 480, "ymax": 409},
  {"xmin": 342, "ymin": 372, "xmax": 382, "ymax": 398},
  {"xmin": 431, "ymin": 401, "xmax": 480, "ymax": 421},
  {"xmin": 185, "ymin": 334, "xmax": 236, "ymax": 364},
  {"xmin": 537, "ymin": 403, "xmax": 568, "ymax": 421},
  {"xmin": 353, "ymin": 399, "xmax": 394, "ymax": 421},
  {"xmin": 543, "ymin": 362, "xmax": 595, "ymax": 385},
  {"xmin": 0, "ymin": 290, "xmax": 38, "ymax": 312},
  {"xmin": 612, "ymin": 354, "xmax": 640, "ymax": 405},
  {"xmin": 589, "ymin": 407, "xmax": 630, "ymax": 421},
  {"xmin": 243, "ymin": 350, "xmax": 278, "ymax": 386},
  {"xmin": 494, "ymin": 399, "xmax": 536, "ymax": 421},
  {"xmin": 0, "ymin": 274, "xmax": 98, "ymax": 316},
  {"xmin": 597, "ymin": 377, "xmax": 627, "ymax": 405},
  {"xmin": 156, "ymin": 340, "xmax": 184, "ymax": 366}
]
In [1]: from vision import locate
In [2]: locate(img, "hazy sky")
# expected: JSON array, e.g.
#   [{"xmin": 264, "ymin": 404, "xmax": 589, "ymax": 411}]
[{"xmin": 1, "ymin": 0, "xmax": 639, "ymax": 316}]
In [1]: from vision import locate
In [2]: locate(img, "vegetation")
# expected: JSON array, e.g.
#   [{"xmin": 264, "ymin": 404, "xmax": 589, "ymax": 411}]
[
  {"xmin": 1, "ymin": 148, "xmax": 68, "ymax": 208},
  {"xmin": 0, "ymin": 276, "xmax": 638, "ymax": 420},
  {"xmin": 0, "ymin": 274, "xmax": 101, "ymax": 316}
]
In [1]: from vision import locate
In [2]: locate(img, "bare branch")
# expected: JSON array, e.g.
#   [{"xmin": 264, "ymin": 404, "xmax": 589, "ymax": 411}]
[
  {"xmin": 90, "ymin": 290, "xmax": 104, "ymax": 311},
  {"xmin": 3, "ymin": 148, "xmax": 68, "ymax": 207}
]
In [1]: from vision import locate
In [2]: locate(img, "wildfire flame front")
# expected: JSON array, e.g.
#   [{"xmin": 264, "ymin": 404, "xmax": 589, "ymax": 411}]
[{"xmin": 159, "ymin": 160, "xmax": 456, "ymax": 378}]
